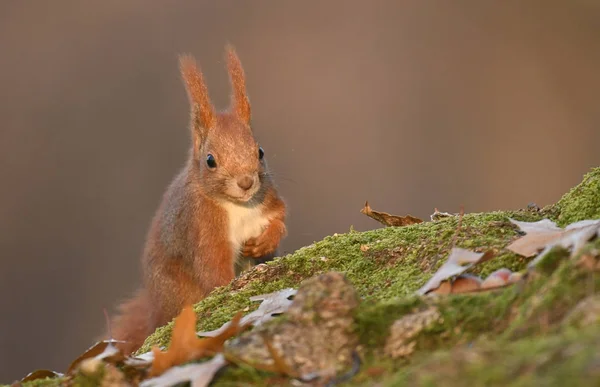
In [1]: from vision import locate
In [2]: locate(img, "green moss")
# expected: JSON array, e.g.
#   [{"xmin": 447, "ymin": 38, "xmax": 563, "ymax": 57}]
[
  {"xmin": 549, "ymin": 167, "xmax": 600, "ymax": 226},
  {"xmin": 138, "ymin": 209, "xmax": 542, "ymax": 353},
  {"xmin": 11, "ymin": 167, "xmax": 599, "ymax": 386},
  {"xmin": 385, "ymin": 323, "xmax": 600, "ymax": 387},
  {"xmin": 17, "ymin": 378, "xmax": 67, "ymax": 387}
]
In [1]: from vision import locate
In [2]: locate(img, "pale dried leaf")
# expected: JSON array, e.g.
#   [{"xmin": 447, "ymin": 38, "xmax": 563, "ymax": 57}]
[
  {"xmin": 507, "ymin": 218, "xmax": 600, "ymax": 267},
  {"xmin": 198, "ymin": 288, "xmax": 297, "ymax": 338},
  {"xmin": 67, "ymin": 340, "xmax": 125, "ymax": 374},
  {"xmin": 417, "ymin": 248, "xmax": 494, "ymax": 295},
  {"xmin": 506, "ymin": 219, "xmax": 564, "ymax": 257},
  {"xmin": 141, "ymin": 354, "xmax": 227, "ymax": 387}
]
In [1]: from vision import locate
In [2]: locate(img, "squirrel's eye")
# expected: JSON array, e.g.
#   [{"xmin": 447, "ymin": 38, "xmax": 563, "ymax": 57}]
[
  {"xmin": 206, "ymin": 154, "xmax": 217, "ymax": 169},
  {"xmin": 258, "ymin": 147, "xmax": 264, "ymax": 160}
]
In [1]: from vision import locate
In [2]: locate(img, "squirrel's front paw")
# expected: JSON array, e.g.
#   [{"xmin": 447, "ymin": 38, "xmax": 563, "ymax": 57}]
[{"xmin": 243, "ymin": 230, "xmax": 279, "ymax": 258}]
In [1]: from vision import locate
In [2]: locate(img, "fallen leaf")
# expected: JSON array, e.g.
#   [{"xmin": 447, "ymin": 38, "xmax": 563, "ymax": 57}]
[
  {"xmin": 149, "ymin": 307, "xmax": 244, "ymax": 376},
  {"xmin": 507, "ymin": 218, "xmax": 600, "ymax": 267},
  {"xmin": 360, "ymin": 201, "xmax": 423, "ymax": 227},
  {"xmin": 67, "ymin": 340, "xmax": 125, "ymax": 374},
  {"xmin": 508, "ymin": 272, "xmax": 524, "ymax": 283},
  {"xmin": 428, "ymin": 274, "xmax": 482, "ymax": 295},
  {"xmin": 417, "ymin": 248, "xmax": 494, "ymax": 295},
  {"xmin": 481, "ymin": 272, "xmax": 509, "ymax": 289},
  {"xmin": 21, "ymin": 370, "xmax": 63, "ymax": 382},
  {"xmin": 198, "ymin": 288, "xmax": 297, "ymax": 338},
  {"xmin": 141, "ymin": 354, "xmax": 227, "ymax": 387},
  {"xmin": 430, "ymin": 208, "xmax": 457, "ymax": 222},
  {"xmin": 448, "ymin": 274, "xmax": 483, "ymax": 293}
]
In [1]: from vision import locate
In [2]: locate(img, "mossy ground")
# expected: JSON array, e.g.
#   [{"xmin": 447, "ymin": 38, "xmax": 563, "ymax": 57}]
[{"xmin": 13, "ymin": 168, "xmax": 600, "ymax": 386}]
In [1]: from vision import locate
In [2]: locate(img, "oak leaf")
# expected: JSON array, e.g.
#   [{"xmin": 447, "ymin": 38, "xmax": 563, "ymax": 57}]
[
  {"xmin": 198, "ymin": 288, "xmax": 296, "ymax": 338},
  {"xmin": 67, "ymin": 340, "xmax": 125, "ymax": 374},
  {"xmin": 507, "ymin": 218, "xmax": 600, "ymax": 267},
  {"xmin": 360, "ymin": 201, "xmax": 423, "ymax": 227},
  {"xmin": 417, "ymin": 248, "xmax": 494, "ymax": 295},
  {"xmin": 141, "ymin": 354, "xmax": 227, "ymax": 387},
  {"xmin": 149, "ymin": 307, "xmax": 244, "ymax": 376}
]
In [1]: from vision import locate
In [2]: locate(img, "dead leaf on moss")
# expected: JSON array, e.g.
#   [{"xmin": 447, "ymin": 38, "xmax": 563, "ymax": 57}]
[
  {"xmin": 141, "ymin": 354, "xmax": 227, "ymax": 387},
  {"xmin": 198, "ymin": 288, "xmax": 297, "ymax": 338},
  {"xmin": 430, "ymin": 208, "xmax": 457, "ymax": 222},
  {"xmin": 507, "ymin": 218, "xmax": 600, "ymax": 267},
  {"xmin": 480, "ymin": 268, "xmax": 512, "ymax": 290},
  {"xmin": 149, "ymin": 307, "xmax": 245, "ymax": 376},
  {"xmin": 67, "ymin": 340, "xmax": 125, "ymax": 374},
  {"xmin": 417, "ymin": 248, "xmax": 494, "ymax": 295},
  {"xmin": 20, "ymin": 370, "xmax": 63, "ymax": 382},
  {"xmin": 360, "ymin": 201, "xmax": 423, "ymax": 227}
]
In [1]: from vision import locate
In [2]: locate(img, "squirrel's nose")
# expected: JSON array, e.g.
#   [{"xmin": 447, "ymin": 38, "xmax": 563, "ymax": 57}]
[{"xmin": 237, "ymin": 176, "xmax": 254, "ymax": 191}]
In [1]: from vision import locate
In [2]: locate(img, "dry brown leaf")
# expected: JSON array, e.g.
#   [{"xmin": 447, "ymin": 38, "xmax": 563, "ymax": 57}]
[
  {"xmin": 149, "ymin": 307, "xmax": 244, "ymax": 376},
  {"xmin": 20, "ymin": 370, "xmax": 63, "ymax": 382},
  {"xmin": 67, "ymin": 340, "xmax": 125, "ymax": 374},
  {"xmin": 198, "ymin": 288, "xmax": 296, "ymax": 338},
  {"xmin": 428, "ymin": 274, "xmax": 482, "ymax": 295},
  {"xmin": 480, "ymin": 268, "xmax": 512, "ymax": 290},
  {"xmin": 417, "ymin": 248, "xmax": 494, "ymax": 295},
  {"xmin": 360, "ymin": 201, "xmax": 423, "ymax": 227},
  {"xmin": 507, "ymin": 218, "xmax": 600, "ymax": 267},
  {"xmin": 449, "ymin": 274, "xmax": 483, "ymax": 294},
  {"xmin": 141, "ymin": 354, "xmax": 227, "ymax": 387}
]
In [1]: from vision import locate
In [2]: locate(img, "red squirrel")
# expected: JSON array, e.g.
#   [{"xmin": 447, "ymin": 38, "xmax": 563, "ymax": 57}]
[{"xmin": 108, "ymin": 46, "xmax": 287, "ymax": 354}]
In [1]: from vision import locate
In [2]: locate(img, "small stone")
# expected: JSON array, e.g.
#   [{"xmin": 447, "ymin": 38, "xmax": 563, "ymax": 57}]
[
  {"xmin": 384, "ymin": 307, "xmax": 441, "ymax": 359},
  {"xmin": 225, "ymin": 272, "xmax": 359, "ymax": 378}
]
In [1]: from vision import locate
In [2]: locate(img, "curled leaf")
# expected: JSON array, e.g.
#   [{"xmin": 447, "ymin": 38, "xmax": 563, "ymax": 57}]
[
  {"xmin": 360, "ymin": 201, "xmax": 423, "ymax": 227},
  {"xmin": 507, "ymin": 218, "xmax": 600, "ymax": 267},
  {"xmin": 417, "ymin": 248, "xmax": 494, "ymax": 295},
  {"xmin": 150, "ymin": 307, "xmax": 245, "ymax": 376},
  {"xmin": 141, "ymin": 354, "xmax": 227, "ymax": 387},
  {"xmin": 67, "ymin": 340, "xmax": 125, "ymax": 374},
  {"xmin": 198, "ymin": 288, "xmax": 296, "ymax": 338},
  {"xmin": 21, "ymin": 370, "xmax": 63, "ymax": 382}
]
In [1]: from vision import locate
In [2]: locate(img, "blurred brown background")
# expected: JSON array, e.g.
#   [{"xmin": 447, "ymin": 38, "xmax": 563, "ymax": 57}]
[{"xmin": 0, "ymin": 0, "xmax": 599, "ymax": 381}]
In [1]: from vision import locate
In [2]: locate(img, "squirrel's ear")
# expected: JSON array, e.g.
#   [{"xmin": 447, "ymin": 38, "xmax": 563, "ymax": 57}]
[
  {"xmin": 179, "ymin": 54, "xmax": 215, "ymax": 141},
  {"xmin": 225, "ymin": 45, "xmax": 251, "ymax": 125}
]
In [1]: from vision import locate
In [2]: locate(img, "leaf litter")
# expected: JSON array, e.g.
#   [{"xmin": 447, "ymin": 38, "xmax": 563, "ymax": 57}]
[
  {"xmin": 197, "ymin": 288, "xmax": 297, "ymax": 338},
  {"xmin": 507, "ymin": 218, "xmax": 600, "ymax": 267},
  {"xmin": 140, "ymin": 354, "xmax": 227, "ymax": 387},
  {"xmin": 416, "ymin": 248, "xmax": 495, "ymax": 295}
]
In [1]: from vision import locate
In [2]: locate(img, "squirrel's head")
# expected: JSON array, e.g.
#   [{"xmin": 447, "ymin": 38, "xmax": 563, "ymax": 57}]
[{"xmin": 179, "ymin": 46, "xmax": 267, "ymax": 204}]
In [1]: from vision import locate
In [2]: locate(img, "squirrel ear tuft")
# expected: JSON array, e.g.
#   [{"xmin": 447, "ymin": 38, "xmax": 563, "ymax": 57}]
[
  {"xmin": 225, "ymin": 45, "xmax": 251, "ymax": 125},
  {"xmin": 179, "ymin": 54, "xmax": 215, "ymax": 140}
]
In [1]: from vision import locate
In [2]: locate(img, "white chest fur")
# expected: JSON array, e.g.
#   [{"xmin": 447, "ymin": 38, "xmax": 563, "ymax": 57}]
[{"xmin": 221, "ymin": 201, "xmax": 271, "ymax": 255}]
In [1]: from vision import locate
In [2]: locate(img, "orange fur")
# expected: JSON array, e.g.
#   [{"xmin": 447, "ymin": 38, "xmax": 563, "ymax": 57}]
[
  {"xmin": 108, "ymin": 46, "xmax": 286, "ymax": 354},
  {"xmin": 226, "ymin": 45, "xmax": 251, "ymax": 124}
]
